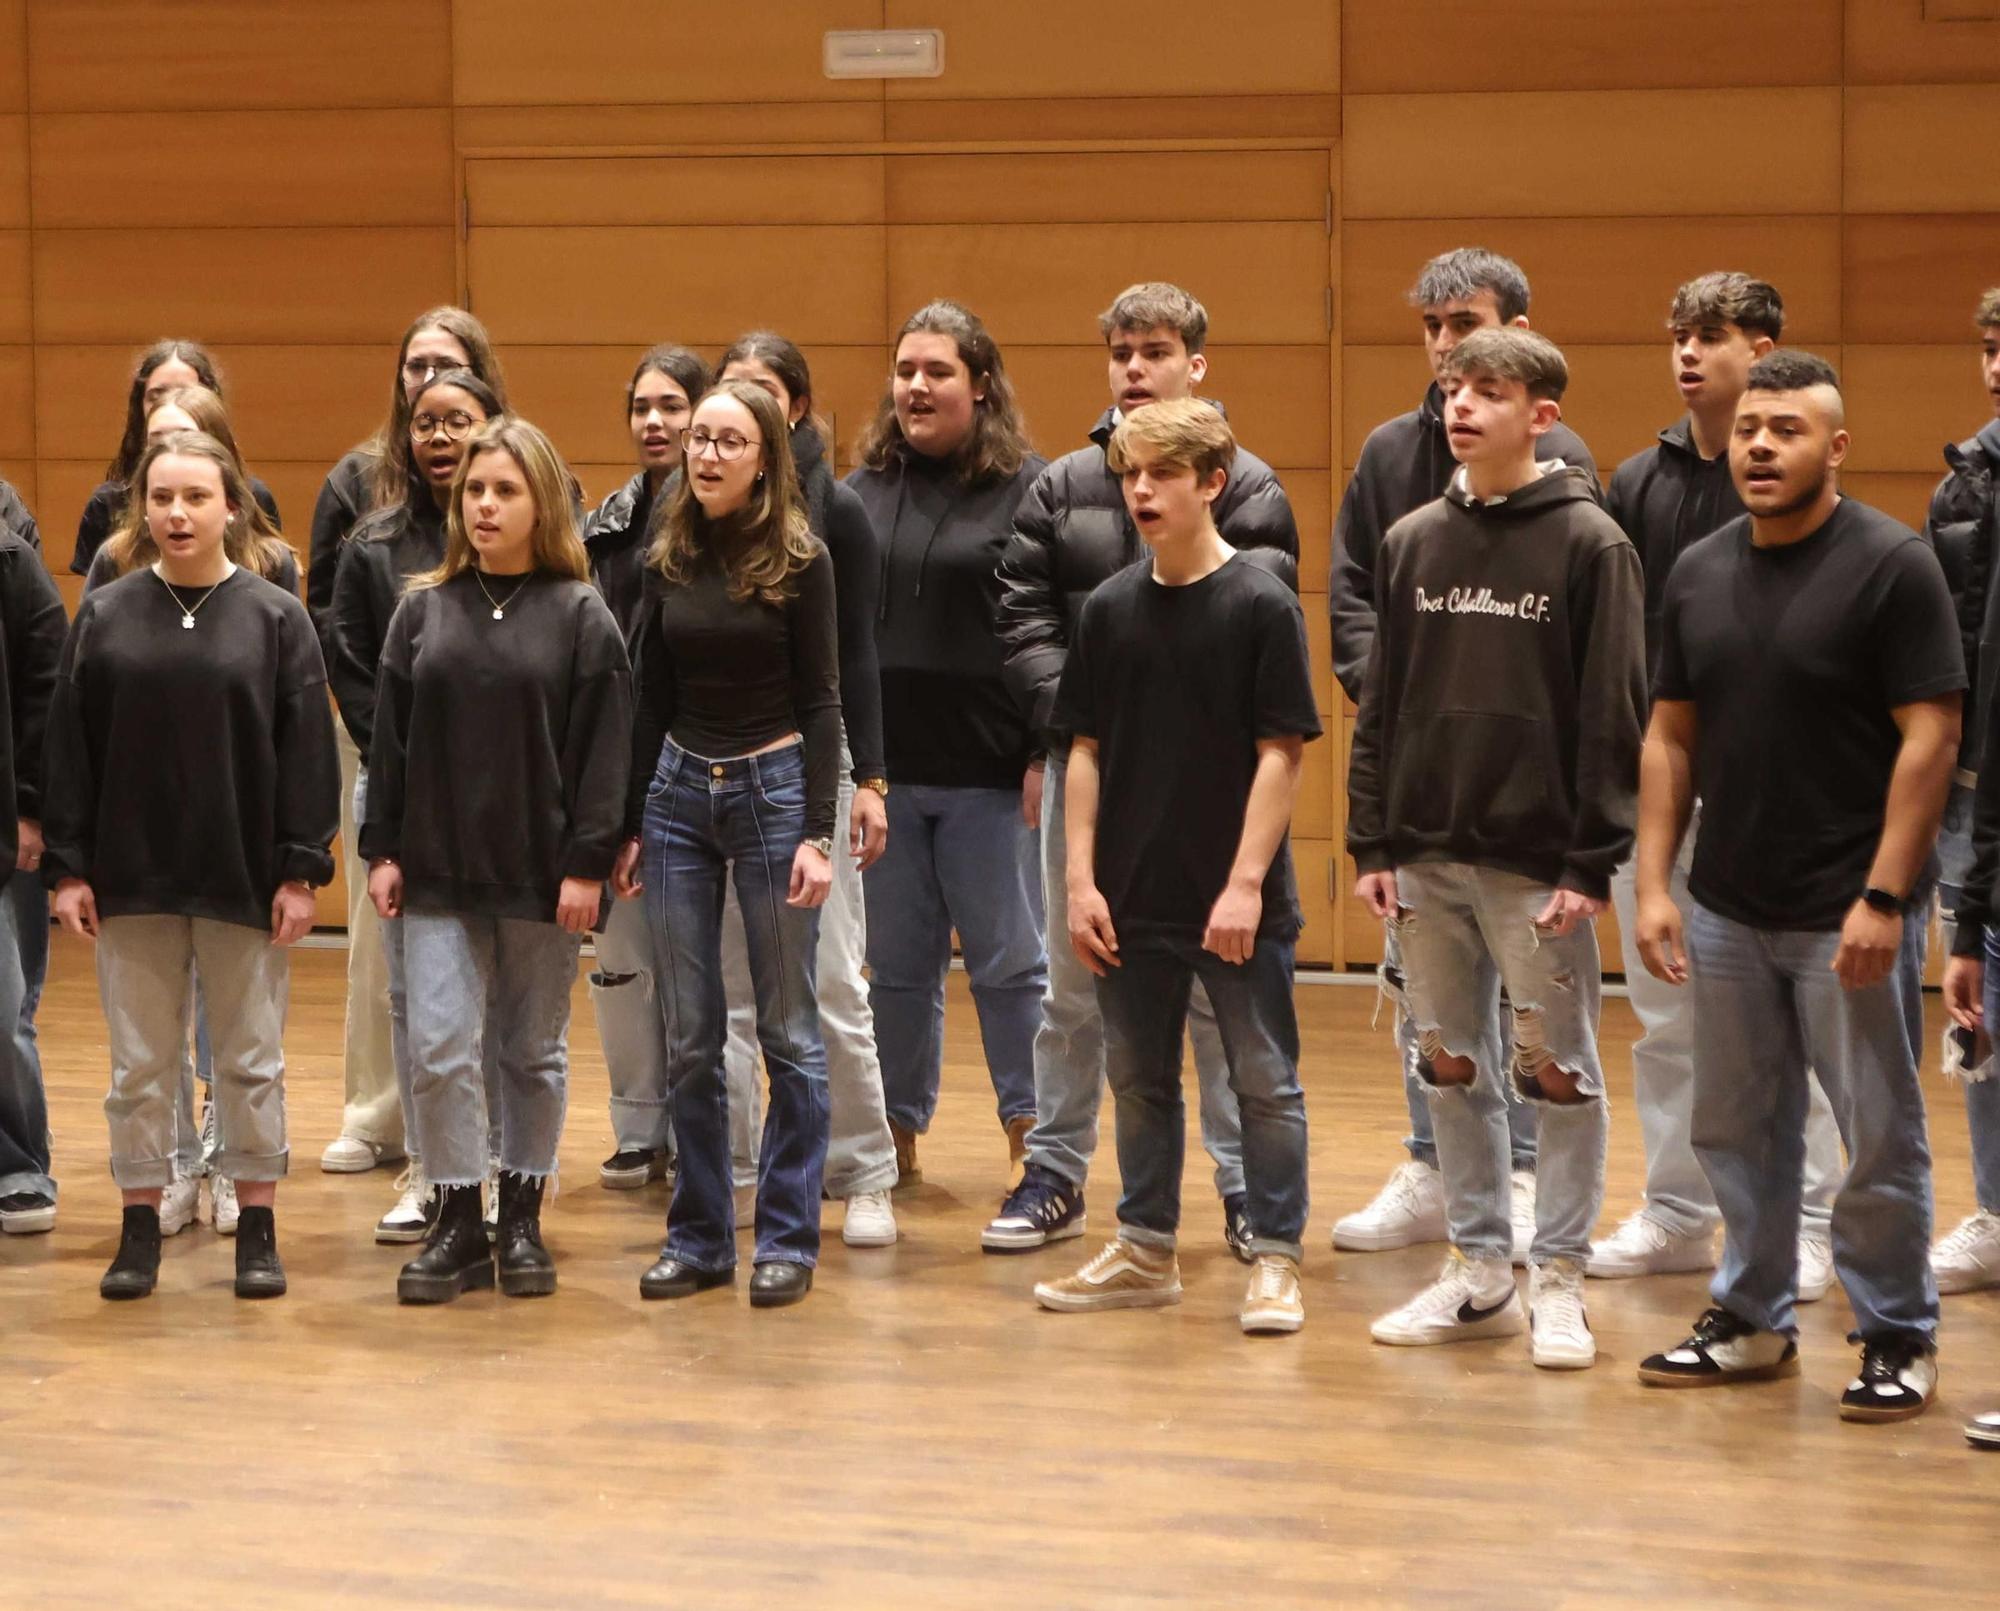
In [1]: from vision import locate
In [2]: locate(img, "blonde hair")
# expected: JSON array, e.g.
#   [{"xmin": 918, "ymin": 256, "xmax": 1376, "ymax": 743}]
[
  {"xmin": 648, "ymin": 380, "xmax": 816, "ymax": 606},
  {"xmin": 409, "ymin": 417, "xmax": 589, "ymax": 590},
  {"xmin": 1105, "ymin": 398, "xmax": 1236, "ymax": 482},
  {"xmin": 103, "ymin": 429, "xmax": 296, "ymax": 584}
]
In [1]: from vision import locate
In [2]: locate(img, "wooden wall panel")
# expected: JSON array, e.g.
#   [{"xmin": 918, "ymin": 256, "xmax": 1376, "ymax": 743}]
[
  {"xmin": 28, "ymin": 1, "xmax": 452, "ymax": 111},
  {"xmin": 0, "ymin": 229, "xmax": 28, "ymax": 344},
  {"xmin": 1845, "ymin": 87, "xmax": 2000, "ymax": 211},
  {"xmin": 887, "ymin": 223, "xmax": 1328, "ymax": 348},
  {"xmin": 1343, "ymin": 218, "xmax": 1842, "ymax": 346},
  {"xmin": 1294, "ymin": 840, "xmax": 1334, "ymax": 966},
  {"xmin": 1844, "ymin": 345, "xmax": 1988, "ymax": 471},
  {"xmin": 1847, "ymin": 0, "xmax": 2000, "ymax": 82},
  {"xmin": 450, "ymin": 0, "xmax": 881, "ymax": 107},
  {"xmin": 1295, "ymin": 735, "xmax": 1333, "ymax": 841},
  {"xmin": 881, "ymin": 0, "xmax": 1338, "ymax": 99},
  {"xmin": 33, "ymin": 227, "xmax": 456, "ymax": 345},
  {"xmin": 0, "ymin": 343, "xmax": 30, "ymax": 457},
  {"xmin": 1845, "ymin": 217, "xmax": 2000, "ymax": 342},
  {"xmin": 0, "ymin": 115, "xmax": 25, "ymax": 228},
  {"xmin": 468, "ymin": 225, "xmax": 887, "ymax": 348},
  {"xmin": 467, "ymin": 155, "xmax": 886, "ymax": 228},
  {"xmin": 1343, "ymin": 0, "xmax": 1842, "ymax": 92},
  {"xmin": 1843, "ymin": 471, "xmax": 1944, "ymax": 531},
  {"xmin": 882, "ymin": 94, "xmax": 1340, "ymax": 144},
  {"xmin": 457, "ymin": 102, "xmax": 884, "ymax": 151},
  {"xmin": 886, "ymin": 151, "xmax": 1327, "ymax": 225},
  {"xmin": 31, "ymin": 111, "xmax": 455, "ymax": 228},
  {"xmin": 0, "ymin": 2, "xmax": 22, "ymax": 112},
  {"xmin": 1343, "ymin": 90, "xmax": 1842, "ymax": 219}
]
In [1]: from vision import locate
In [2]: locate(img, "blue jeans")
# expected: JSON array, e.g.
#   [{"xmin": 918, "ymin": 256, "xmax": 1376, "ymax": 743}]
[
  {"xmin": 1392, "ymin": 864, "xmax": 1607, "ymax": 1264},
  {"xmin": 1936, "ymin": 782, "xmax": 2000, "ymax": 1212},
  {"xmin": 864, "ymin": 782, "xmax": 1044, "ymax": 1133},
  {"xmin": 1095, "ymin": 932, "xmax": 1309, "ymax": 1259},
  {"xmin": 0, "ymin": 868, "xmax": 52, "ymax": 1198},
  {"xmin": 1688, "ymin": 901, "xmax": 1938, "ymax": 1345},
  {"xmin": 401, "ymin": 912, "xmax": 579, "ymax": 1187},
  {"xmin": 642, "ymin": 738, "xmax": 829, "ymax": 1272}
]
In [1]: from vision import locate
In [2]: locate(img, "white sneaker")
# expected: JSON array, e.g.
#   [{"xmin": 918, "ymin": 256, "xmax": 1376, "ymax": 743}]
[
  {"xmin": 158, "ymin": 1175, "xmax": 200, "ymax": 1237},
  {"xmin": 1529, "ymin": 1258, "xmax": 1595, "ymax": 1369},
  {"xmin": 484, "ymin": 1164, "xmax": 500, "ymax": 1241},
  {"xmin": 1510, "ymin": 1170, "xmax": 1536, "ymax": 1267},
  {"xmin": 320, "ymin": 1133, "xmax": 403, "ymax": 1173},
  {"xmin": 1587, "ymin": 1209, "xmax": 1717, "ymax": 1278},
  {"xmin": 1371, "ymin": 1250, "xmax": 1523, "ymax": 1346},
  {"xmin": 1798, "ymin": 1231, "xmax": 1834, "ymax": 1303},
  {"xmin": 375, "ymin": 1167, "xmax": 436, "ymax": 1245},
  {"xmin": 842, "ymin": 1189, "xmax": 898, "ymax": 1247},
  {"xmin": 1932, "ymin": 1210, "xmax": 2000, "ymax": 1295},
  {"xmin": 1332, "ymin": 1160, "xmax": 1447, "ymax": 1252},
  {"xmin": 208, "ymin": 1175, "xmax": 239, "ymax": 1237}
]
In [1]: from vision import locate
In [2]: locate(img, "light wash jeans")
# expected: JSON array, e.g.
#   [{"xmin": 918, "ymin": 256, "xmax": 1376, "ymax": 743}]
[
  {"xmin": 1392, "ymin": 863, "xmax": 1608, "ymax": 1265},
  {"xmin": 1024, "ymin": 751, "xmax": 1245, "ymax": 1197},
  {"xmin": 722, "ymin": 770, "xmax": 898, "ymax": 1200},
  {"xmin": 592, "ymin": 891, "xmax": 673, "ymax": 1155},
  {"xmin": 1608, "ymin": 806, "xmax": 1842, "ymax": 1237},
  {"xmin": 1934, "ymin": 781, "xmax": 2000, "ymax": 1211},
  {"xmin": 1687, "ymin": 900, "xmax": 1937, "ymax": 1345},
  {"xmin": 1097, "ymin": 933, "xmax": 1309, "ymax": 1261},
  {"xmin": 401, "ymin": 912, "xmax": 579, "ymax": 1187},
  {"xmin": 643, "ymin": 738, "xmax": 828, "ymax": 1272},
  {"xmin": 865, "ymin": 781, "xmax": 1044, "ymax": 1132},
  {"xmin": 336, "ymin": 724, "xmax": 401, "ymax": 1148},
  {"xmin": 0, "ymin": 868, "xmax": 53, "ymax": 1199},
  {"xmin": 98, "ymin": 915, "xmax": 291, "ymax": 1189}
]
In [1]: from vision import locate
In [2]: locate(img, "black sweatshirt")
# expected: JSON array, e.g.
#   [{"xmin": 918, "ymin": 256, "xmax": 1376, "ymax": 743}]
[
  {"xmin": 1605, "ymin": 417, "xmax": 1745, "ymax": 681},
  {"xmin": 846, "ymin": 447, "xmax": 1046, "ymax": 789},
  {"xmin": 306, "ymin": 446, "xmax": 376, "ymax": 653},
  {"xmin": 41, "ymin": 566, "xmax": 340, "ymax": 928},
  {"xmin": 1330, "ymin": 383, "xmax": 1595, "ymax": 702},
  {"xmin": 0, "ymin": 478, "xmax": 41, "ymax": 552},
  {"xmin": 0, "ymin": 536, "xmax": 69, "ymax": 863},
  {"xmin": 85, "ymin": 540, "xmax": 299, "ymax": 601},
  {"xmin": 361, "ymin": 570, "xmax": 632, "ymax": 921},
  {"xmin": 1347, "ymin": 467, "xmax": 1646, "ymax": 900},
  {"xmin": 626, "ymin": 544, "xmax": 843, "ymax": 842},
  {"xmin": 71, "ymin": 475, "xmax": 282, "ymax": 578},
  {"xmin": 327, "ymin": 499, "xmax": 446, "ymax": 754},
  {"xmin": 792, "ymin": 424, "xmax": 885, "ymax": 780}
]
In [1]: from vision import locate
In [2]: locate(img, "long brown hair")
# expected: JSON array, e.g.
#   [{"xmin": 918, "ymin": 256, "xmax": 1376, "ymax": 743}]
[
  {"xmin": 410, "ymin": 417, "xmax": 589, "ymax": 591},
  {"xmin": 716, "ymin": 331, "xmax": 829, "ymax": 455},
  {"xmin": 648, "ymin": 380, "xmax": 815, "ymax": 606},
  {"xmin": 106, "ymin": 340, "xmax": 223, "ymax": 483},
  {"xmin": 104, "ymin": 431, "xmax": 295, "ymax": 583},
  {"xmin": 856, "ymin": 300, "xmax": 1032, "ymax": 482},
  {"xmin": 365, "ymin": 307, "xmax": 509, "ymax": 511}
]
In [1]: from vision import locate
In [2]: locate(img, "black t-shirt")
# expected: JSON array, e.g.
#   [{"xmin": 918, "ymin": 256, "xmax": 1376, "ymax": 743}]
[
  {"xmin": 1055, "ymin": 551, "xmax": 1322, "ymax": 942},
  {"xmin": 1654, "ymin": 498, "xmax": 1966, "ymax": 931}
]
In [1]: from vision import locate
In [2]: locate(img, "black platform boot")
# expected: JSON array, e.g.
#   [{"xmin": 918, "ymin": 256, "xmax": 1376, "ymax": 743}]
[
  {"xmin": 100, "ymin": 1205, "xmax": 162, "ymax": 1300},
  {"xmin": 233, "ymin": 1205, "xmax": 287, "ymax": 1298},
  {"xmin": 396, "ymin": 1183, "xmax": 493, "ymax": 1304},
  {"xmin": 496, "ymin": 1171, "xmax": 556, "ymax": 1298}
]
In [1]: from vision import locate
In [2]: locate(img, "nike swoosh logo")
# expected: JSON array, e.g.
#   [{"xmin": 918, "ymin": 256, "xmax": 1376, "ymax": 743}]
[{"xmin": 1455, "ymin": 1295, "xmax": 1511, "ymax": 1324}]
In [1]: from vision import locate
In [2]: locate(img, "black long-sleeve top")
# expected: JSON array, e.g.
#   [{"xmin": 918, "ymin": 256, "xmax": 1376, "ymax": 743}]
[
  {"xmin": 327, "ymin": 500, "xmax": 446, "ymax": 754},
  {"xmin": 792, "ymin": 423, "xmax": 885, "ymax": 781},
  {"xmin": 71, "ymin": 475, "xmax": 282, "ymax": 578},
  {"xmin": 306, "ymin": 446, "xmax": 376, "ymax": 653},
  {"xmin": 626, "ymin": 541, "xmax": 842, "ymax": 842},
  {"xmin": 847, "ymin": 448, "xmax": 1046, "ymax": 788},
  {"xmin": 0, "ymin": 535, "xmax": 70, "ymax": 863},
  {"xmin": 85, "ymin": 539, "xmax": 299, "ymax": 600},
  {"xmin": 41, "ymin": 566, "xmax": 340, "ymax": 928},
  {"xmin": 360, "ymin": 570, "xmax": 633, "ymax": 922}
]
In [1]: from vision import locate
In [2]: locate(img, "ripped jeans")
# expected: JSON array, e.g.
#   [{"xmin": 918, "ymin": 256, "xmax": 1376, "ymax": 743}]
[{"xmin": 1391, "ymin": 863, "xmax": 1608, "ymax": 1265}]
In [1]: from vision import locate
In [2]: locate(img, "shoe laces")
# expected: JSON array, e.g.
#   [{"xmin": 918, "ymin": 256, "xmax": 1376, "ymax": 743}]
[
  {"xmin": 1361, "ymin": 1161, "xmax": 1434, "ymax": 1219},
  {"xmin": 1249, "ymin": 1255, "xmax": 1296, "ymax": 1303},
  {"xmin": 1935, "ymin": 1210, "xmax": 2000, "ymax": 1258},
  {"xmin": 1858, "ymin": 1334, "xmax": 1928, "ymax": 1383},
  {"xmin": 1608, "ymin": 1210, "xmax": 1674, "ymax": 1250},
  {"xmin": 1533, "ymin": 1263, "xmax": 1586, "ymax": 1329},
  {"xmin": 1688, "ymin": 1306, "xmax": 1754, "ymax": 1346},
  {"xmin": 850, "ymin": 1189, "xmax": 891, "ymax": 1215},
  {"xmin": 1001, "ymin": 1166, "xmax": 1072, "ymax": 1225}
]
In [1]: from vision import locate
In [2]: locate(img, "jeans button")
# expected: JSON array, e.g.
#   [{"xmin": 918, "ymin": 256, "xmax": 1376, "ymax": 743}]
[{"xmin": 711, "ymin": 765, "xmax": 725, "ymax": 778}]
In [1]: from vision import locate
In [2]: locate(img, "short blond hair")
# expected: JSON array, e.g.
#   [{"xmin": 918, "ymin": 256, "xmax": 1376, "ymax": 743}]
[
  {"xmin": 1105, "ymin": 399, "xmax": 1235, "ymax": 482},
  {"xmin": 1442, "ymin": 327, "xmax": 1569, "ymax": 403}
]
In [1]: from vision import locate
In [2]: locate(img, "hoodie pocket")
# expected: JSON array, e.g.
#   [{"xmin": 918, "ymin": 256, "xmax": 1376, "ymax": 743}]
[{"xmin": 1384, "ymin": 711, "xmax": 1570, "ymax": 851}]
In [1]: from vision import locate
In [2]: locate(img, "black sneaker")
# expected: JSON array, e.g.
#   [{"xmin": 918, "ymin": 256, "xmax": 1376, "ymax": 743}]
[
  {"xmin": 599, "ymin": 1148, "xmax": 669, "ymax": 1190},
  {"xmin": 1637, "ymin": 1306, "xmax": 1799, "ymax": 1387},
  {"xmin": 1222, "ymin": 1191, "xmax": 1254, "ymax": 1264},
  {"xmin": 1840, "ymin": 1334, "xmax": 1937, "ymax": 1423},
  {"xmin": 0, "ymin": 1190, "xmax": 55, "ymax": 1235},
  {"xmin": 981, "ymin": 1163, "xmax": 1085, "ymax": 1252}
]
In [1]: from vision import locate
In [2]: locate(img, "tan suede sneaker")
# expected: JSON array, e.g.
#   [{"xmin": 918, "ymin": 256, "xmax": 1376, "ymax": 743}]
[{"xmin": 1034, "ymin": 1237, "xmax": 1182, "ymax": 1312}]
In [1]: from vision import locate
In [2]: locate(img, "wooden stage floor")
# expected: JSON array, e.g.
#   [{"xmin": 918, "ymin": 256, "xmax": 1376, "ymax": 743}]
[{"xmin": 4, "ymin": 934, "xmax": 1993, "ymax": 1608}]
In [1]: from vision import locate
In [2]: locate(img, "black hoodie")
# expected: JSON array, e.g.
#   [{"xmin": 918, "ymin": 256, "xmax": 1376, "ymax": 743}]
[
  {"xmin": 791, "ymin": 424, "xmax": 886, "ymax": 781},
  {"xmin": 1606, "ymin": 416, "xmax": 1745, "ymax": 680},
  {"xmin": 1330, "ymin": 382, "xmax": 1594, "ymax": 702},
  {"xmin": 845, "ymin": 447, "xmax": 1047, "ymax": 789},
  {"xmin": 1347, "ymin": 466, "xmax": 1646, "ymax": 899}
]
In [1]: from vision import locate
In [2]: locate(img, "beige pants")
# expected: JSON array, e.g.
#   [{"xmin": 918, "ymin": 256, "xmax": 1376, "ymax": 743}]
[
  {"xmin": 338, "ymin": 724, "xmax": 402, "ymax": 1147},
  {"xmin": 99, "ymin": 915, "xmax": 290, "ymax": 1188}
]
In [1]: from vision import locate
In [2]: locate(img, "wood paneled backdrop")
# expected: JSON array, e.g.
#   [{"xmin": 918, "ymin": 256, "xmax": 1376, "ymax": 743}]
[{"xmin": 2, "ymin": 0, "xmax": 1995, "ymax": 964}]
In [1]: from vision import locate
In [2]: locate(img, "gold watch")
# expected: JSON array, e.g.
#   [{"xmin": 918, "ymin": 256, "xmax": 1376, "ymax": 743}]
[{"xmin": 857, "ymin": 776, "xmax": 889, "ymax": 798}]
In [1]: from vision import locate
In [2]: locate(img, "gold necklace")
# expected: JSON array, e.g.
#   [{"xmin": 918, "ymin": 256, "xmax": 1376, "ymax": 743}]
[
  {"xmin": 473, "ymin": 569, "xmax": 531, "ymax": 620},
  {"xmin": 154, "ymin": 563, "xmax": 234, "ymax": 630}
]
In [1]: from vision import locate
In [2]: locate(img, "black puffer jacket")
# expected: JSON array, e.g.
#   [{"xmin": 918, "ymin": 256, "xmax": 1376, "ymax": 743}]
[
  {"xmin": 995, "ymin": 403, "xmax": 1298, "ymax": 743},
  {"xmin": 1925, "ymin": 419, "xmax": 2000, "ymax": 774},
  {"xmin": 583, "ymin": 470, "xmax": 658, "ymax": 650}
]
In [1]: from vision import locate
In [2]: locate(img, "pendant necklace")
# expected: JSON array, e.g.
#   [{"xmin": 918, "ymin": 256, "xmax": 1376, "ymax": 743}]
[
  {"xmin": 474, "ymin": 569, "xmax": 531, "ymax": 621},
  {"xmin": 154, "ymin": 564, "xmax": 233, "ymax": 630}
]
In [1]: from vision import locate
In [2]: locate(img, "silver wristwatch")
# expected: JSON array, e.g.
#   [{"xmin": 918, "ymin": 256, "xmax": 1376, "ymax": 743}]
[{"xmin": 802, "ymin": 836, "xmax": 836, "ymax": 857}]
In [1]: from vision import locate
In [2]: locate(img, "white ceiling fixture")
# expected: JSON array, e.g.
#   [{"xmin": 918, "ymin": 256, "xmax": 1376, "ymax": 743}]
[{"xmin": 823, "ymin": 28, "xmax": 945, "ymax": 79}]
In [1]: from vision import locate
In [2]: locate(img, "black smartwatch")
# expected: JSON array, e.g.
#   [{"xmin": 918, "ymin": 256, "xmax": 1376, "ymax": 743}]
[{"xmin": 1860, "ymin": 886, "xmax": 1904, "ymax": 915}]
